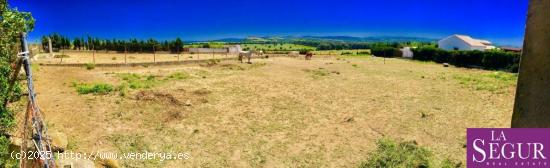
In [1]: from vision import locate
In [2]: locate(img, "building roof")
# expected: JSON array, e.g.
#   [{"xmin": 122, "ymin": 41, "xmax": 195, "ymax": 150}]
[{"xmin": 442, "ymin": 34, "xmax": 493, "ymax": 47}]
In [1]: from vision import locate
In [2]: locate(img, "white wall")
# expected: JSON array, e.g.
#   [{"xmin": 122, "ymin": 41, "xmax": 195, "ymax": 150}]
[
  {"xmin": 189, "ymin": 48, "xmax": 228, "ymax": 53},
  {"xmin": 227, "ymin": 45, "xmax": 242, "ymax": 53}
]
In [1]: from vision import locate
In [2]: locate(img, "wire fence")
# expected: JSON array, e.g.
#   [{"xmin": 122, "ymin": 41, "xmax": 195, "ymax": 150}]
[
  {"xmin": 35, "ymin": 50, "xmax": 241, "ymax": 65},
  {"xmin": 32, "ymin": 50, "xmax": 342, "ymax": 67}
]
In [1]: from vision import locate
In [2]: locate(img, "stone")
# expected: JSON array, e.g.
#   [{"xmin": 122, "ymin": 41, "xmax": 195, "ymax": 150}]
[
  {"xmin": 50, "ymin": 132, "xmax": 68, "ymax": 152},
  {"xmin": 443, "ymin": 63, "xmax": 450, "ymax": 67}
]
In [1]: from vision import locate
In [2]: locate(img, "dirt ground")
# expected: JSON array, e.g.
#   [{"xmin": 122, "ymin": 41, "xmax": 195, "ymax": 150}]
[{"xmin": 25, "ymin": 55, "xmax": 515, "ymax": 167}]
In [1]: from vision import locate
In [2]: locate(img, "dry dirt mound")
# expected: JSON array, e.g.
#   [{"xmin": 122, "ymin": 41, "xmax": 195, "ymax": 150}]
[
  {"xmin": 135, "ymin": 91, "xmax": 181, "ymax": 105},
  {"xmin": 193, "ymin": 88, "xmax": 212, "ymax": 95}
]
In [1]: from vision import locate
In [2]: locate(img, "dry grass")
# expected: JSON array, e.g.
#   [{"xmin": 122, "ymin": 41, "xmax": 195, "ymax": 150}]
[{"xmin": 24, "ymin": 55, "xmax": 515, "ymax": 167}]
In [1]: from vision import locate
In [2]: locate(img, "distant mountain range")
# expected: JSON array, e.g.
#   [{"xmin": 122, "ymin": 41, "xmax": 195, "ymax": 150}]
[{"xmin": 209, "ymin": 35, "xmax": 438, "ymax": 43}]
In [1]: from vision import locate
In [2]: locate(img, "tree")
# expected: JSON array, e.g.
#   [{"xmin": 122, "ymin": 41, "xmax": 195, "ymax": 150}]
[
  {"xmin": 146, "ymin": 38, "xmax": 159, "ymax": 52},
  {"xmin": 73, "ymin": 38, "xmax": 81, "ymax": 50},
  {"xmin": 0, "ymin": 0, "xmax": 35, "ymax": 166},
  {"xmin": 171, "ymin": 37, "xmax": 183, "ymax": 53}
]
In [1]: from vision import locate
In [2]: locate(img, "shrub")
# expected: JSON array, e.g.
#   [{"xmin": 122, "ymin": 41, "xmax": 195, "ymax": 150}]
[
  {"xmin": 85, "ymin": 63, "xmax": 95, "ymax": 70},
  {"xmin": 73, "ymin": 83, "xmax": 114, "ymax": 95},
  {"xmin": 371, "ymin": 47, "xmax": 402, "ymax": 58},
  {"xmin": 412, "ymin": 47, "xmax": 520, "ymax": 72},
  {"xmin": 299, "ymin": 49, "xmax": 314, "ymax": 55},
  {"xmin": 1, "ymin": 2, "xmax": 35, "ymax": 165},
  {"xmin": 360, "ymin": 139, "xmax": 432, "ymax": 168}
]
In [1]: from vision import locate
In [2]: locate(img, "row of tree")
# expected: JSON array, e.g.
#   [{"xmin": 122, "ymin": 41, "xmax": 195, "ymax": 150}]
[
  {"xmin": 292, "ymin": 40, "xmax": 435, "ymax": 51},
  {"xmin": 41, "ymin": 34, "xmax": 185, "ymax": 53}
]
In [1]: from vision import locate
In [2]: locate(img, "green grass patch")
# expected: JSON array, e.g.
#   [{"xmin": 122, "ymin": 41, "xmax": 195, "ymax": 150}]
[
  {"xmin": 453, "ymin": 71, "xmax": 517, "ymax": 93},
  {"xmin": 118, "ymin": 72, "xmax": 190, "ymax": 90},
  {"xmin": 359, "ymin": 139, "xmax": 461, "ymax": 168},
  {"xmin": 117, "ymin": 84, "xmax": 129, "ymax": 97},
  {"xmin": 72, "ymin": 82, "xmax": 114, "ymax": 95},
  {"xmin": 118, "ymin": 73, "xmax": 159, "ymax": 89},
  {"xmin": 73, "ymin": 71, "xmax": 190, "ymax": 96}
]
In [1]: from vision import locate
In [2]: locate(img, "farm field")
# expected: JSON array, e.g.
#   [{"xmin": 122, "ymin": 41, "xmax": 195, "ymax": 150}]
[{"xmin": 27, "ymin": 55, "xmax": 515, "ymax": 167}]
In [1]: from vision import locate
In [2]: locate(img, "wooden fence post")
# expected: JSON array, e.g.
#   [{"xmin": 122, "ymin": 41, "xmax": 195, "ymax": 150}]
[
  {"xmin": 125, "ymin": 46, "xmax": 127, "ymax": 64},
  {"xmin": 92, "ymin": 50, "xmax": 95, "ymax": 64}
]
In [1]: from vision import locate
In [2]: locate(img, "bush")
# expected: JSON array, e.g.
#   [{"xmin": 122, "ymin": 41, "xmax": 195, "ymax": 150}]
[
  {"xmin": 1, "ymin": 1, "xmax": 35, "ymax": 166},
  {"xmin": 412, "ymin": 47, "xmax": 520, "ymax": 72},
  {"xmin": 73, "ymin": 83, "xmax": 114, "ymax": 95},
  {"xmin": 85, "ymin": 63, "xmax": 95, "ymax": 70},
  {"xmin": 299, "ymin": 49, "xmax": 314, "ymax": 55},
  {"xmin": 371, "ymin": 47, "xmax": 402, "ymax": 58}
]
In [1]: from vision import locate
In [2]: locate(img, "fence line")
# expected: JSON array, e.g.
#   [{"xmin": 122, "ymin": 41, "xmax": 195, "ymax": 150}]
[{"xmin": 38, "ymin": 54, "xmax": 292, "ymax": 68}]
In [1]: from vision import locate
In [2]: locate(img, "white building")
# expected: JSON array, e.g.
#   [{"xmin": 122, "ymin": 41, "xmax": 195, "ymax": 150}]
[
  {"xmin": 400, "ymin": 47, "xmax": 413, "ymax": 58},
  {"xmin": 186, "ymin": 45, "xmax": 242, "ymax": 54},
  {"xmin": 227, "ymin": 45, "xmax": 242, "ymax": 54},
  {"xmin": 438, "ymin": 34, "xmax": 496, "ymax": 51}
]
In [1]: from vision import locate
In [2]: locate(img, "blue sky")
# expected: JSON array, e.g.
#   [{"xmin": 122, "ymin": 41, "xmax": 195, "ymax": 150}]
[{"xmin": 9, "ymin": 0, "xmax": 528, "ymax": 46}]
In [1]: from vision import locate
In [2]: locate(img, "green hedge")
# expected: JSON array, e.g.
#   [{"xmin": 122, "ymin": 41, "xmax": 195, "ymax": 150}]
[
  {"xmin": 371, "ymin": 47, "xmax": 402, "ymax": 58},
  {"xmin": 412, "ymin": 47, "xmax": 520, "ymax": 72}
]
